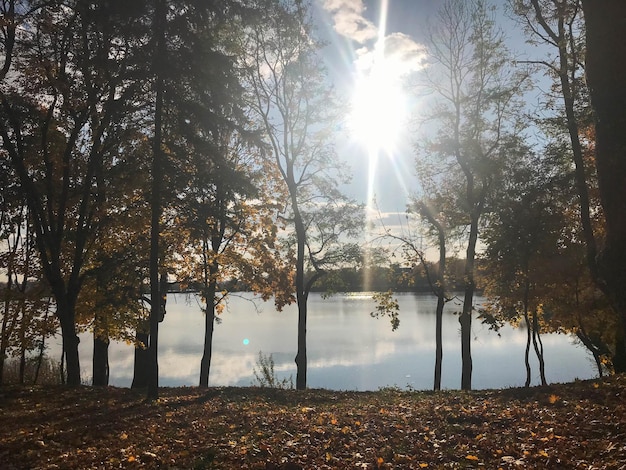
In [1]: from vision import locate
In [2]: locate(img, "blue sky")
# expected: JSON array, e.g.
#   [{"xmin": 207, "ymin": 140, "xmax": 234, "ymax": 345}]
[{"xmin": 314, "ymin": 0, "xmax": 540, "ymax": 221}]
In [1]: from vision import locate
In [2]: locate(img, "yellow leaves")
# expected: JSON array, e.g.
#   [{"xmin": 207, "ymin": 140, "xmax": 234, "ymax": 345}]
[
  {"xmin": 419, "ymin": 463, "xmax": 429, "ymax": 468},
  {"xmin": 127, "ymin": 455, "xmax": 136, "ymax": 463},
  {"xmin": 119, "ymin": 432, "xmax": 128, "ymax": 440},
  {"xmin": 330, "ymin": 417, "xmax": 338, "ymax": 426},
  {"xmin": 548, "ymin": 394, "xmax": 561, "ymax": 404},
  {"xmin": 538, "ymin": 449, "xmax": 549, "ymax": 458},
  {"xmin": 465, "ymin": 454, "xmax": 479, "ymax": 461}
]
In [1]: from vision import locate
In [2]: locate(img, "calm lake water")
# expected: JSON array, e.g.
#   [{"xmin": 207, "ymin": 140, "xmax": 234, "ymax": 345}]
[{"xmin": 51, "ymin": 292, "xmax": 597, "ymax": 390}]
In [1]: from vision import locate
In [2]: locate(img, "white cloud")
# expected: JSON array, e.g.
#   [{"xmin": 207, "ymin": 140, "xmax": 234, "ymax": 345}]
[
  {"xmin": 322, "ymin": 0, "xmax": 378, "ymax": 43},
  {"xmin": 322, "ymin": 1, "xmax": 427, "ymax": 76}
]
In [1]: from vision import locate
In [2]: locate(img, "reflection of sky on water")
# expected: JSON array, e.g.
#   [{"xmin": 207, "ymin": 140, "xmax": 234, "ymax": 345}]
[{"xmin": 47, "ymin": 293, "xmax": 596, "ymax": 390}]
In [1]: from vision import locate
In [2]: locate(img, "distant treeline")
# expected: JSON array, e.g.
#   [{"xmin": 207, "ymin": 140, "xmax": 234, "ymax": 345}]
[{"xmin": 178, "ymin": 258, "xmax": 474, "ymax": 294}]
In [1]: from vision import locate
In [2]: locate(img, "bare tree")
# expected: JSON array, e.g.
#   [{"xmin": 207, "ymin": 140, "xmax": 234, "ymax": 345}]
[
  {"xmin": 243, "ymin": 0, "xmax": 363, "ymax": 390},
  {"xmin": 419, "ymin": 0, "xmax": 527, "ymax": 389}
]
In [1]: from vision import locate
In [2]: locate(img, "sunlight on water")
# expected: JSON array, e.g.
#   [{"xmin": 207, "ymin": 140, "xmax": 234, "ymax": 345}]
[{"xmin": 48, "ymin": 293, "xmax": 596, "ymax": 390}]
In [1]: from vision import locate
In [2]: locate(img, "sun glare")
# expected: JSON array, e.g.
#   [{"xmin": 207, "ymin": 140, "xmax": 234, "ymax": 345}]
[{"xmin": 349, "ymin": 66, "xmax": 408, "ymax": 155}]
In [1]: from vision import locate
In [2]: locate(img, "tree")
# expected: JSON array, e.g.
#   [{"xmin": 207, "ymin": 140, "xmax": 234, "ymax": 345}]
[
  {"xmin": 178, "ymin": 125, "xmax": 293, "ymax": 388},
  {"xmin": 419, "ymin": 0, "xmax": 527, "ymax": 389},
  {"xmin": 480, "ymin": 152, "xmax": 569, "ymax": 386},
  {"xmin": 243, "ymin": 0, "xmax": 363, "ymax": 390},
  {"xmin": 512, "ymin": 0, "xmax": 626, "ymax": 371},
  {"xmin": 580, "ymin": 0, "xmax": 626, "ymax": 372},
  {"xmin": 0, "ymin": 1, "xmax": 148, "ymax": 385}
]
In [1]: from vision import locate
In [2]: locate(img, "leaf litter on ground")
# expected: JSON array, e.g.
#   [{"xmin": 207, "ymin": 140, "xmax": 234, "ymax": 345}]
[{"xmin": 0, "ymin": 374, "xmax": 625, "ymax": 469}]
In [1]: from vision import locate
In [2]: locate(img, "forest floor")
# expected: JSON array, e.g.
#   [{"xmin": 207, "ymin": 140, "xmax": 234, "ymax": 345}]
[{"xmin": 0, "ymin": 375, "xmax": 625, "ymax": 469}]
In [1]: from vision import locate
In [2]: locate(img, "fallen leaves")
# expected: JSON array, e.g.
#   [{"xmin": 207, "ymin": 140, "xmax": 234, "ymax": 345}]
[{"xmin": 0, "ymin": 376, "xmax": 625, "ymax": 469}]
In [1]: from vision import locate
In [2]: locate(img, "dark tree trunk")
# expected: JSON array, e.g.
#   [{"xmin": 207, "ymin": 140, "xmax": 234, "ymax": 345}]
[
  {"xmin": 295, "ymin": 296, "xmax": 307, "ymax": 390},
  {"xmin": 147, "ymin": 0, "xmax": 167, "ymax": 401},
  {"xmin": 131, "ymin": 329, "xmax": 149, "ymax": 389},
  {"xmin": 523, "ymin": 310, "xmax": 532, "ymax": 388},
  {"xmin": 292, "ymin": 189, "xmax": 308, "ymax": 391},
  {"xmin": 199, "ymin": 274, "xmax": 218, "ymax": 388},
  {"xmin": 460, "ymin": 214, "xmax": 479, "ymax": 391},
  {"xmin": 581, "ymin": 0, "xmax": 626, "ymax": 372},
  {"xmin": 523, "ymin": 276, "xmax": 532, "ymax": 388},
  {"xmin": 531, "ymin": 311, "xmax": 547, "ymax": 386},
  {"xmin": 434, "ymin": 295, "xmax": 444, "ymax": 391},
  {"xmin": 57, "ymin": 299, "xmax": 81, "ymax": 386},
  {"xmin": 33, "ymin": 315, "xmax": 47, "ymax": 385},
  {"xmin": 433, "ymin": 219, "xmax": 446, "ymax": 392},
  {"xmin": 576, "ymin": 329, "xmax": 605, "ymax": 377},
  {"xmin": 92, "ymin": 335, "xmax": 110, "ymax": 386},
  {"xmin": 92, "ymin": 307, "xmax": 110, "ymax": 386}
]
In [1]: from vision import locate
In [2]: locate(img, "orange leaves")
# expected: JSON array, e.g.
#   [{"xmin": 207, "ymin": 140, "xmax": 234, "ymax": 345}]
[
  {"xmin": 2, "ymin": 377, "xmax": 626, "ymax": 469},
  {"xmin": 548, "ymin": 394, "xmax": 561, "ymax": 404}
]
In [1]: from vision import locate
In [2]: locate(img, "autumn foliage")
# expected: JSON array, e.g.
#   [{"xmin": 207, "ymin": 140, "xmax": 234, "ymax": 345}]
[{"xmin": 1, "ymin": 375, "xmax": 625, "ymax": 469}]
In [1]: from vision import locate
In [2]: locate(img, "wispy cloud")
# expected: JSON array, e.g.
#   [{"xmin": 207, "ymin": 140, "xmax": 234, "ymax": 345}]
[
  {"xmin": 322, "ymin": 0, "xmax": 427, "ymax": 74},
  {"xmin": 322, "ymin": 0, "xmax": 378, "ymax": 43}
]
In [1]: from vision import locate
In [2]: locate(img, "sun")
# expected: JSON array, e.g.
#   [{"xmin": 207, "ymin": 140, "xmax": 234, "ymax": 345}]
[{"xmin": 348, "ymin": 61, "xmax": 408, "ymax": 155}]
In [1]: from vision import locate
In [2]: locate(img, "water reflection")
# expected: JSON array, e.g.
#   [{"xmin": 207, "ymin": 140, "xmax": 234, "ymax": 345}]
[{"xmin": 49, "ymin": 293, "xmax": 596, "ymax": 390}]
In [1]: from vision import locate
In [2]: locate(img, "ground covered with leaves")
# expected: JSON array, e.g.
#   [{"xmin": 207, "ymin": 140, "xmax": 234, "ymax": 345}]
[{"xmin": 1, "ymin": 375, "xmax": 625, "ymax": 469}]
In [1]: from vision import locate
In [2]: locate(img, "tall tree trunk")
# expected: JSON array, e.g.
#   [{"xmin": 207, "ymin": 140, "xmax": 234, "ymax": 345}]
[
  {"xmin": 199, "ymin": 265, "xmax": 218, "ymax": 388},
  {"xmin": 295, "ymin": 297, "xmax": 307, "ymax": 390},
  {"xmin": 290, "ymin": 185, "xmax": 308, "ymax": 391},
  {"xmin": 433, "ymin": 221, "xmax": 446, "ymax": 392},
  {"xmin": 147, "ymin": 0, "xmax": 167, "ymax": 401},
  {"xmin": 460, "ymin": 214, "xmax": 479, "ymax": 391},
  {"xmin": 581, "ymin": 0, "xmax": 626, "ymax": 372},
  {"xmin": 520, "ymin": 273, "xmax": 530, "ymax": 387},
  {"xmin": 434, "ymin": 294, "xmax": 444, "ymax": 391}
]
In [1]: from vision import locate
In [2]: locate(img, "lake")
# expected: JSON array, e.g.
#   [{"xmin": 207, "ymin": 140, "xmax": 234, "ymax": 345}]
[{"xmin": 51, "ymin": 292, "xmax": 597, "ymax": 390}]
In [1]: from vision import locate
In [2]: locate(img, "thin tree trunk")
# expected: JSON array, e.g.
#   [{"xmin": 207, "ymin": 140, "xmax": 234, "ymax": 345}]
[
  {"xmin": 433, "ymin": 227, "xmax": 446, "ymax": 392},
  {"xmin": 199, "ymin": 266, "xmax": 218, "ymax": 388},
  {"xmin": 0, "ymin": 272, "xmax": 14, "ymax": 385},
  {"xmin": 531, "ymin": 310, "xmax": 547, "ymax": 386},
  {"xmin": 523, "ymin": 310, "xmax": 532, "ymax": 388},
  {"xmin": 522, "ymin": 275, "xmax": 532, "ymax": 387},
  {"xmin": 295, "ymin": 297, "xmax": 307, "ymax": 390},
  {"xmin": 460, "ymin": 214, "xmax": 479, "ymax": 391},
  {"xmin": 33, "ymin": 308, "xmax": 48, "ymax": 385},
  {"xmin": 433, "ymin": 294, "xmax": 444, "ymax": 391}
]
